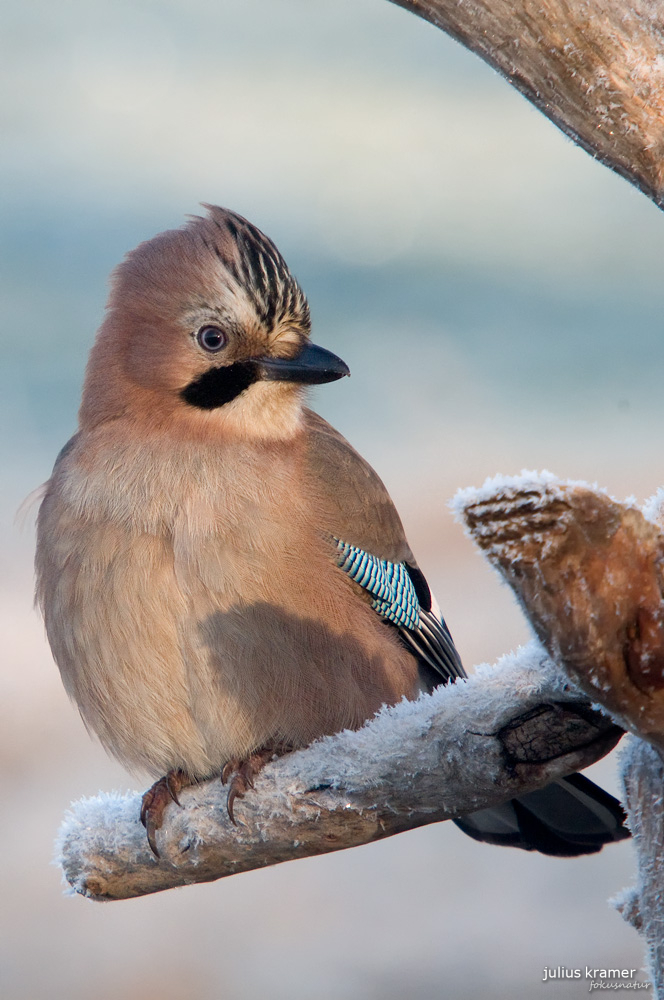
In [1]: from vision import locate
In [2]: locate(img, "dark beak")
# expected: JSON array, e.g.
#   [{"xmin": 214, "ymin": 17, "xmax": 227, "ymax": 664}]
[{"xmin": 256, "ymin": 342, "xmax": 350, "ymax": 384}]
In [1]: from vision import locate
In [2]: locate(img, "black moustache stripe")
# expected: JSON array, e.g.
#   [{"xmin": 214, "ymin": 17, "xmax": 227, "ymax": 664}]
[{"xmin": 180, "ymin": 362, "xmax": 259, "ymax": 410}]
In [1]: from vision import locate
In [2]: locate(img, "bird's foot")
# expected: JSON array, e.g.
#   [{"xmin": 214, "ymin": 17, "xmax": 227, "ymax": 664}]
[
  {"xmin": 140, "ymin": 769, "xmax": 192, "ymax": 858},
  {"xmin": 221, "ymin": 748, "xmax": 280, "ymax": 824}
]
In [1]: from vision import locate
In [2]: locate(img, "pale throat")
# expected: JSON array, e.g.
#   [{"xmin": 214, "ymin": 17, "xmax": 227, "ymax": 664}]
[{"xmin": 180, "ymin": 380, "xmax": 306, "ymax": 444}]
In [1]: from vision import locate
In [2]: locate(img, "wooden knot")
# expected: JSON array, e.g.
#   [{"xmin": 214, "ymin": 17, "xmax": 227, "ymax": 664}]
[{"xmin": 498, "ymin": 702, "xmax": 619, "ymax": 764}]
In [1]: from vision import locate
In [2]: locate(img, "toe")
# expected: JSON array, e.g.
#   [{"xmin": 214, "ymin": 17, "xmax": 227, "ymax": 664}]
[{"xmin": 140, "ymin": 770, "xmax": 191, "ymax": 857}]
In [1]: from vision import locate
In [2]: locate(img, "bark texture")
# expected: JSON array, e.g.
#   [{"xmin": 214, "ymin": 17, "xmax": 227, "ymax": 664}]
[
  {"xmin": 390, "ymin": 0, "xmax": 664, "ymax": 207},
  {"xmin": 457, "ymin": 476, "xmax": 664, "ymax": 749}
]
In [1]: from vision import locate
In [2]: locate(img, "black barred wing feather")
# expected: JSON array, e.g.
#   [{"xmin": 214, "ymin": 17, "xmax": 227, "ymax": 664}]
[
  {"xmin": 398, "ymin": 603, "xmax": 466, "ymax": 684},
  {"xmin": 332, "ymin": 537, "xmax": 465, "ymax": 685}
]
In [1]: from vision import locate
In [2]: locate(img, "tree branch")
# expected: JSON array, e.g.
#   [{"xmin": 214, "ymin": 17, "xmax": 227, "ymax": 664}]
[
  {"xmin": 390, "ymin": 0, "xmax": 664, "ymax": 208},
  {"xmin": 454, "ymin": 472, "xmax": 664, "ymax": 993},
  {"xmin": 57, "ymin": 646, "xmax": 620, "ymax": 901},
  {"xmin": 454, "ymin": 473, "xmax": 664, "ymax": 749},
  {"xmin": 616, "ymin": 738, "xmax": 664, "ymax": 998}
]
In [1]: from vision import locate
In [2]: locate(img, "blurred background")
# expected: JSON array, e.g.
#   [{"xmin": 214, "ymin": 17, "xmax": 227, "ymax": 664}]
[{"xmin": 2, "ymin": 0, "xmax": 663, "ymax": 997}]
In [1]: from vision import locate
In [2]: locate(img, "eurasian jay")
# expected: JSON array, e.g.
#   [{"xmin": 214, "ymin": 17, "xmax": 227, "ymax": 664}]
[{"xmin": 35, "ymin": 206, "xmax": 628, "ymax": 857}]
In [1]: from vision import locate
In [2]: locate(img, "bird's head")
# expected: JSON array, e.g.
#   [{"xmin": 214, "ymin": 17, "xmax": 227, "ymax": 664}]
[{"xmin": 79, "ymin": 205, "xmax": 349, "ymax": 442}]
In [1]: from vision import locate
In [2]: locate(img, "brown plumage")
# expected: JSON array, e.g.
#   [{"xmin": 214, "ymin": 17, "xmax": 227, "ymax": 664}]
[
  {"xmin": 36, "ymin": 207, "xmax": 426, "ymax": 785},
  {"xmin": 36, "ymin": 205, "xmax": 629, "ymax": 857}
]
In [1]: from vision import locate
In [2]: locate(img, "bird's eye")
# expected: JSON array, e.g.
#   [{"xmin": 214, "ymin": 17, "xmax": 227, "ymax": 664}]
[{"xmin": 196, "ymin": 326, "xmax": 227, "ymax": 353}]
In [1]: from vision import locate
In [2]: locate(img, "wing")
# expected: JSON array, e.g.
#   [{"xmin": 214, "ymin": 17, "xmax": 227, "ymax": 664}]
[{"xmin": 303, "ymin": 409, "xmax": 465, "ymax": 685}]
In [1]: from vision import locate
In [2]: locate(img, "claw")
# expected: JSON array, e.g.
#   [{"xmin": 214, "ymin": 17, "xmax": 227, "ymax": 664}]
[
  {"xmin": 221, "ymin": 759, "xmax": 237, "ymax": 786},
  {"xmin": 166, "ymin": 771, "xmax": 182, "ymax": 806},
  {"xmin": 225, "ymin": 766, "xmax": 252, "ymax": 824},
  {"xmin": 145, "ymin": 814, "xmax": 161, "ymax": 858},
  {"xmin": 140, "ymin": 769, "xmax": 191, "ymax": 858},
  {"xmin": 139, "ymin": 795, "xmax": 151, "ymax": 829},
  {"xmin": 227, "ymin": 784, "xmax": 240, "ymax": 825},
  {"xmin": 220, "ymin": 749, "xmax": 279, "ymax": 825}
]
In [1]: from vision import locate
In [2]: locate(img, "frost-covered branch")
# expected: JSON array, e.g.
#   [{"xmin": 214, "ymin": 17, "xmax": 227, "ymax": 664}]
[
  {"xmin": 455, "ymin": 473, "xmax": 664, "ymax": 750},
  {"xmin": 391, "ymin": 0, "xmax": 664, "ymax": 208},
  {"xmin": 455, "ymin": 473, "xmax": 664, "ymax": 993},
  {"xmin": 58, "ymin": 646, "xmax": 620, "ymax": 901},
  {"xmin": 616, "ymin": 738, "xmax": 664, "ymax": 997}
]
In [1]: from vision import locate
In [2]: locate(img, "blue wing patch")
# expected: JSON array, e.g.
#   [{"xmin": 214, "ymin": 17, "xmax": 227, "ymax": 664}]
[
  {"xmin": 332, "ymin": 537, "xmax": 420, "ymax": 630},
  {"xmin": 331, "ymin": 535, "xmax": 466, "ymax": 684}
]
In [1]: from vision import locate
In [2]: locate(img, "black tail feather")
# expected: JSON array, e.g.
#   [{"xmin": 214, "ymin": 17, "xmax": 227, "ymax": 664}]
[{"xmin": 453, "ymin": 772, "xmax": 630, "ymax": 857}]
